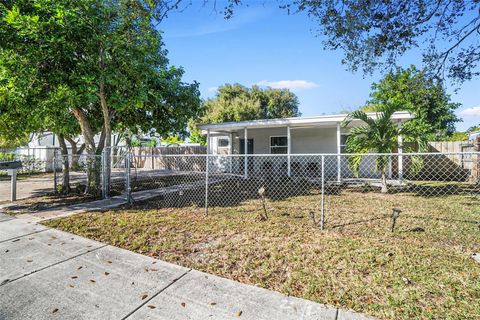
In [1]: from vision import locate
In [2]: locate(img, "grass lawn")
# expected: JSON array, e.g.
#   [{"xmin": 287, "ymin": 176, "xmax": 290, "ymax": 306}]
[{"xmin": 44, "ymin": 190, "xmax": 480, "ymax": 319}]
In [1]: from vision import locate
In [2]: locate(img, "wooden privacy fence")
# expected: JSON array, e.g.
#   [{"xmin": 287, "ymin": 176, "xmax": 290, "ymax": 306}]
[
  {"xmin": 422, "ymin": 141, "xmax": 479, "ymax": 182},
  {"xmin": 131, "ymin": 146, "xmax": 207, "ymax": 171}
]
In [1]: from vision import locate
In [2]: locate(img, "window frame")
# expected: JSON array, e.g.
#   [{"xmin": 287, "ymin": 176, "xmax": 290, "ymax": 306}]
[
  {"xmin": 340, "ymin": 133, "xmax": 349, "ymax": 153},
  {"xmin": 270, "ymin": 135, "xmax": 288, "ymax": 154},
  {"xmin": 217, "ymin": 138, "xmax": 229, "ymax": 148}
]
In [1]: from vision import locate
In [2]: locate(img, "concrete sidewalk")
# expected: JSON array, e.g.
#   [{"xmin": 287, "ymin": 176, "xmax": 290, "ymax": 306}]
[{"xmin": 0, "ymin": 213, "xmax": 374, "ymax": 320}]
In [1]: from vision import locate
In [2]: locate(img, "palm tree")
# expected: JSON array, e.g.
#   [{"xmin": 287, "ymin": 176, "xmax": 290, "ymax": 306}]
[{"xmin": 342, "ymin": 105, "xmax": 424, "ymax": 193}]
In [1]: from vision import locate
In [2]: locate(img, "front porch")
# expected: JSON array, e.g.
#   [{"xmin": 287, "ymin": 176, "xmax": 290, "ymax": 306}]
[{"xmin": 199, "ymin": 112, "xmax": 413, "ymax": 181}]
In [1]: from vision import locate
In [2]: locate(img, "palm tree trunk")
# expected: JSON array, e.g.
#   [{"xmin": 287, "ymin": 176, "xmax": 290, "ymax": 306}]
[{"xmin": 381, "ymin": 171, "xmax": 388, "ymax": 193}]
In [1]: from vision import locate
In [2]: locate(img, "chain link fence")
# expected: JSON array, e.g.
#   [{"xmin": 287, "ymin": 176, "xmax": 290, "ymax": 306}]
[
  {"xmin": 4, "ymin": 147, "xmax": 479, "ymax": 231},
  {"xmin": 102, "ymin": 151, "xmax": 478, "ymax": 230}
]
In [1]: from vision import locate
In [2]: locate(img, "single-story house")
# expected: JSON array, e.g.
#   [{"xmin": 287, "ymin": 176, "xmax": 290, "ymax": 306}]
[
  {"xmin": 198, "ymin": 111, "xmax": 414, "ymax": 181},
  {"xmin": 468, "ymin": 130, "xmax": 480, "ymax": 142}
]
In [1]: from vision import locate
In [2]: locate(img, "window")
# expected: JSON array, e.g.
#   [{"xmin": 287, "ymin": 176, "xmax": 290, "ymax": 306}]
[
  {"xmin": 218, "ymin": 138, "xmax": 229, "ymax": 148},
  {"xmin": 270, "ymin": 136, "xmax": 288, "ymax": 154},
  {"xmin": 340, "ymin": 134, "xmax": 349, "ymax": 153}
]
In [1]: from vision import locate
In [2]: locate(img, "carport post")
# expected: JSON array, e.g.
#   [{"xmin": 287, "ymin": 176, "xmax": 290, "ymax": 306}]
[
  {"xmin": 398, "ymin": 122, "xmax": 404, "ymax": 182},
  {"xmin": 287, "ymin": 125, "xmax": 291, "ymax": 177},
  {"xmin": 320, "ymin": 155, "xmax": 325, "ymax": 230},
  {"xmin": 336, "ymin": 122, "xmax": 341, "ymax": 182},
  {"xmin": 125, "ymin": 152, "xmax": 132, "ymax": 204},
  {"xmin": 229, "ymin": 132, "xmax": 233, "ymax": 173},
  {"xmin": 244, "ymin": 127, "xmax": 248, "ymax": 179},
  {"xmin": 205, "ymin": 129, "xmax": 210, "ymax": 216}
]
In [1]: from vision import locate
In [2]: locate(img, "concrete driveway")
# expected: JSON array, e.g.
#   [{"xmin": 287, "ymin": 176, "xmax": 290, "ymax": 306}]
[
  {"xmin": 0, "ymin": 213, "xmax": 373, "ymax": 320},
  {"xmin": 0, "ymin": 175, "xmax": 55, "ymax": 202}
]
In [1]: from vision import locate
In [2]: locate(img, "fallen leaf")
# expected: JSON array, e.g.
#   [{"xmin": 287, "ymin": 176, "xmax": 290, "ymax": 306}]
[
  {"xmin": 236, "ymin": 310, "xmax": 242, "ymax": 317},
  {"xmin": 71, "ymin": 276, "xmax": 78, "ymax": 279},
  {"xmin": 104, "ymin": 272, "xmax": 110, "ymax": 276},
  {"xmin": 52, "ymin": 308, "xmax": 58, "ymax": 314},
  {"xmin": 77, "ymin": 266, "xmax": 83, "ymax": 270},
  {"xmin": 141, "ymin": 294, "xmax": 148, "ymax": 300},
  {"xmin": 107, "ymin": 260, "xmax": 112, "ymax": 264},
  {"xmin": 181, "ymin": 302, "xmax": 186, "ymax": 308},
  {"xmin": 69, "ymin": 285, "xmax": 74, "ymax": 288},
  {"xmin": 150, "ymin": 268, "xmax": 158, "ymax": 272},
  {"xmin": 26, "ymin": 260, "xmax": 33, "ymax": 263},
  {"xmin": 210, "ymin": 302, "xmax": 217, "ymax": 306},
  {"xmin": 152, "ymin": 261, "xmax": 157, "ymax": 264},
  {"xmin": 147, "ymin": 305, "xmax": 156, "ymax": 309},
  {"xmin": 90, "ymin": 279, "xmax": 96, "ymax": 283}
]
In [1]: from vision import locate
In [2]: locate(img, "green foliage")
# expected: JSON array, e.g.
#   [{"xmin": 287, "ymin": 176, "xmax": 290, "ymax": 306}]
[
  {"xmin": 1, "ymin": 0, "xmax": 201, "ymax": 147},
  {"xmin": 162, "ymin": 135, "xmax": 184, "ymax": 145},
  {"xmin": 0, "ymin": 134, "xmax": 30, "ymax": 149},
  {"xmin": 0, "ymin": 152, "xmax": 16, "ymax": 162},
  {"xmin": 364, "ymin": 66, "xmax": 461, "ymax": 141},
  {"xmin": 1, "ymin": 0, "xmax": 201, "ymax": 193},
  {"xmin": 200, "ymin": 84, "xmax": 300, "ymax": 123},
  {"xmin": 447, "ymin": 132, "xmax": 468, "ymax": 142}
]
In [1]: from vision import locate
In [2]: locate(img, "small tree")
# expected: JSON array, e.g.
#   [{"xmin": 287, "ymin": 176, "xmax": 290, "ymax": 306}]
[{"xmin": 343, "ymin": 105, "xmax": 425, "ymax": 193}]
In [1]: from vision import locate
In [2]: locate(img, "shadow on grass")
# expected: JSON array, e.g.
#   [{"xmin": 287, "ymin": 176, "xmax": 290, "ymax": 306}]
[{"xmin": 329, "ymin": 214, "xmax": 389, "ymax": 229}]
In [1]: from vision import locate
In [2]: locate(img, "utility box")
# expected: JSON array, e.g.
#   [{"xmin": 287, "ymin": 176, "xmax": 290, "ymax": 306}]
[
  {"xmin": 0, "ymin": 161, "xmax": 22, "ymax": 201},
  {"xmin": 0, "ymin": 161, "xmax": 23, "ymax": 170}
]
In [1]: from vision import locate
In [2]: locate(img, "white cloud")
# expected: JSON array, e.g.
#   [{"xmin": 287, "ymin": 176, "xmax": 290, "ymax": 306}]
[
  {"xmin": 459, "ymin": 106, "xmax": 480, "ymax": 117},
  {"xmin": 207, "ymin": 86, "xmax": 219, "ymax": 92},
  {"xmin": 255, "ymin": 80, "xmax": 319, "ymax": 91}
]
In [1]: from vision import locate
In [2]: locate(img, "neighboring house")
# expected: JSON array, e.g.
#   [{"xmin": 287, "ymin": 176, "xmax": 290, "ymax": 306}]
[
  {"xmin": 468, "ymin": 130, "xmax": 480, "ymax": 142},
  {"xmin": 198, "ymin": 111, "xmax": 414, "ymax": 180}
]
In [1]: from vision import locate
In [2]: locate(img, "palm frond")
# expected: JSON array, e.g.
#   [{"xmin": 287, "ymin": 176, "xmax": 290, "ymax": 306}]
[{"xmin": 342, "ymin": 110, "xmax": 376, "ymax": 129}]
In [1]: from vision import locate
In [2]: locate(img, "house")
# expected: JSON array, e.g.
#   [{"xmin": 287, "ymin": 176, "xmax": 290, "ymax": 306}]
[
  {"xmin": 198, "ymin": 111, "xmax": 414, "ymax": 181},
  {"xmin": 468, "ymin": 130, "xmax": 480, "ymax": 142}
]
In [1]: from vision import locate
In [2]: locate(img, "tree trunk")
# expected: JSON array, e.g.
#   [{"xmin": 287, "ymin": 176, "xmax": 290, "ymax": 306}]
[
  {"xmin": 65, "ymin": 136, "xmax": 85, "ymax": 171},
  {"xmin": 57, "ymin": 134, "xmax": 70, "ymax": 194},
  {"xmin": 71, "ymin": 107, "xmax": 99, "ymax": 195}
]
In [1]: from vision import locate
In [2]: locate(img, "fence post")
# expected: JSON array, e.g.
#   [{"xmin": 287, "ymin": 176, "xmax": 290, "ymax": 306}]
[
  {"xmin": 205, "ymin": 154, "xmax": 209, "ymax": 216},
  {"xmin": 125, "ymin": 152, "xmax": 132, "ymax": 203},
  {"xmin": 53, "ymin": 149, "xmax": 57, "ymax": 194},
  {"xmin": 320, "ymin": 155, "xmax": 325, "ymax": 230},
  {"xmin": 101, "ymin": 149, "xmax": 106, "ymax": 199}
]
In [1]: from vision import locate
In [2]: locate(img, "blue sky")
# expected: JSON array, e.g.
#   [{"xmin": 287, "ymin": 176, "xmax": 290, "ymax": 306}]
[{"xmin": 160, "ymin": 2, "xmax": 479, "ymax": 131}]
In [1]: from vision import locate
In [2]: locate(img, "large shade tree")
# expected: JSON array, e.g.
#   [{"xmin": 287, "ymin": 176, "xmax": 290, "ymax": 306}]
[
  {"xmin": 363, "ymin": 66, "xmax": 461, "ymax": 141},
  {"xmin": 0, "ymin": 0, "xmax": 201, "ymax": 193},
  {"xmin": 200, "ymin": 84, "xmax": 300, "ymax": 123},
  {"xmin": 190, "ymin": 84, "xmax": 300, "ymax": 143}
]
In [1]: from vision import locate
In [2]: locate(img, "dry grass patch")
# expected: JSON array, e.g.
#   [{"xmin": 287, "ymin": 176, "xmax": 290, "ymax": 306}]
[{"xmin": 44, "ymin": 191, "xmax": 480, "ymax": 320}]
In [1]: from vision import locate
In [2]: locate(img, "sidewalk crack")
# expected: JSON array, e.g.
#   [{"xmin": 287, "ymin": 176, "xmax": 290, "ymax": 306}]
[{"xmin": 122, "ymin": 268, "xmax": 192, "ymax": 320}]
